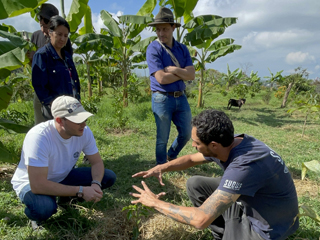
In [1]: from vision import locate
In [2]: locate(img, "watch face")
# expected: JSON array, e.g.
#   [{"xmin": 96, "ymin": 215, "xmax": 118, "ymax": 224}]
[{"xmin": 77, "ymin": 192, "xmax": 83, "ymax": 198}]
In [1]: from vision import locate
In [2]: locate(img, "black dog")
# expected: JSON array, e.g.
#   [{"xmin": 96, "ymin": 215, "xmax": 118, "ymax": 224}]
[{"xmin": 227, "ymin": 98, "xmax": 246, "ymax": 110}]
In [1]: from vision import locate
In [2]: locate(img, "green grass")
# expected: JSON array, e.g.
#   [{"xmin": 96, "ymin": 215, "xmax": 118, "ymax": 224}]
[{"xmin": 0, "ymin": 89, "xmax": 319, "ymax": 239}]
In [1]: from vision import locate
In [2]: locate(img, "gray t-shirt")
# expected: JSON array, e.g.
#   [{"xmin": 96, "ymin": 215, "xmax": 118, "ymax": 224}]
[{"xmin": 205, "ymin": 134, "xmax": 299, "ymax": 240}]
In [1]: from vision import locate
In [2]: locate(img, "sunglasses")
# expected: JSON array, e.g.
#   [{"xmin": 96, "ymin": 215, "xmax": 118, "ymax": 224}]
[{"xmin": 37, "ymin": 15, "xmax": 50, "ymax": 24}]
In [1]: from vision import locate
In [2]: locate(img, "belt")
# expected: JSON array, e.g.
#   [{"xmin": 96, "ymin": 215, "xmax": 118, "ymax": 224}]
[{"xmin": 153, "ymin": 91, "xmax": 184, "ymax": 98}]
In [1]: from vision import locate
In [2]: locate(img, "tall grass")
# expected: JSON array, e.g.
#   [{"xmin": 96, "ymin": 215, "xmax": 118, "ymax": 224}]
[{"xmin": 0, "ymin": 89, "xmax": 319, "ymax": 239}]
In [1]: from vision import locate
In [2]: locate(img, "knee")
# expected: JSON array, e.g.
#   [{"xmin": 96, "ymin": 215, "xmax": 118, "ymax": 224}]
[
  {"xmin": 186, "ymin": 176, "xmax": 202, "ymax": 196},
  {"xmin": 24, "ymin": 192, "xmax": 57, "ymax": 222},
  {"xmin": 101, "ymin": 169, "xmax": 116, "ymax": 189}
]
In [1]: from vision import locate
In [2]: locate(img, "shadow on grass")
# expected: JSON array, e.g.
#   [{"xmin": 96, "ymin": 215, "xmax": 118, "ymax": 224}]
[{"xmin": 228, "ymin": 107, "xmax": 303, "ymax": 127}]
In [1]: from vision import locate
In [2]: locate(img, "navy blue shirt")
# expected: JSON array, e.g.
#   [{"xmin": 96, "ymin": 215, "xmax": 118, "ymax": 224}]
[
  {"xmin": 205, "ymin": 134, "xmax": 299, "ymax": 240},
  {"xmin": 146, "ymin": 38, "xmax": 193, "ymax": 92},
  {"xmin": 32, "ymin": 42, "xmax": 80, "ymax": 105}
]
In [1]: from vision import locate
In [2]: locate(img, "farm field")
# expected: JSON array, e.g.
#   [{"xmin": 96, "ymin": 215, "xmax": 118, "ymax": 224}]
[{"xmin": 0, "ymin": 90, "xmax": 319, "ymax": 240}]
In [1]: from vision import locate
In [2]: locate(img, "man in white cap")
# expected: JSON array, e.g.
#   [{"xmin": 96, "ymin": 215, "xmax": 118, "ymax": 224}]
[{"xmin": 11, "ymin": 96, "xmax": 116, "ymax": 230}]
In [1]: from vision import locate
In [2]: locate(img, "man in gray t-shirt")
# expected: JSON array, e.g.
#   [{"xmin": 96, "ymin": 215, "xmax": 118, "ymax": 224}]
[{"xmin": 131, "ymin": 109, "xmax": 299, "ymax": 240}]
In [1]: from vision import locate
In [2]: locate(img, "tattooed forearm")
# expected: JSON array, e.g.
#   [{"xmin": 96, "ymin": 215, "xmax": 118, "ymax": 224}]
[
  {"xmin": 155, "ymin": 190, "xmax": 239, "ymax": 229},
  {"xmin": 158, "ymin": 204, "xmax": 194, "ymax": 224},
  {"xmin": 200, "ymin": 190, "xmax": 240, "ymax": 220}
]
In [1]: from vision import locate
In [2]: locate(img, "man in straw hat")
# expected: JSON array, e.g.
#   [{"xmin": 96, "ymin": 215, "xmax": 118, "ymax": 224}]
[
  {"xmin": 11, "ymin": 96, "xmax": 116, "ymax": 230},
  {"xmin": 147, "ymin": 7, "xmax": 195, "ymax": 165},
  {"xmin": 132, "ymin": 109, "xmax": 299, "ymax": 240}
]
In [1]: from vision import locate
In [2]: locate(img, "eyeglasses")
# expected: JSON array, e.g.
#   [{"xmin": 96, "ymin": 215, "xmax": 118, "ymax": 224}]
[{"xmin": 37, "ymin": 15, "xmax": 50, "ymax": 24}]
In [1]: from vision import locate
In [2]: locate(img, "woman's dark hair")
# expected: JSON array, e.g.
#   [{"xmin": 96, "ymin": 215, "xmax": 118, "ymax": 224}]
[
  {"xmin": 191, "ymin": 109, "xmax": 234, "ymax": 147},
  {"xmin": 49, "ymin": 15, "xmax": 70, "ymax": 32}
]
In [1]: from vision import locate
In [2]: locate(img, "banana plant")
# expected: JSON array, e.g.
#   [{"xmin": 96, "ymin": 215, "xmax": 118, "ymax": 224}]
[
  {"xmin": 187, "ymin": 36, "xmax": 241, "ymax": 107},
  {"xmin": 221, "ymin": 64, "xmax": 243, "ymax": 91},
  {"xmin": 100, "ymin": 3, "xmax": 156, "ymax": 107},
  {"xmin": 0, "ymin": 84, "xmax": 30, "ymax": 163},
  {"xmin": 73, "ymin": 33, "xmax": 113, "ymax": 97},
  {"xmin": 264, "ymin": 69, "xmax": 283, "ymax": 91},
  {"xmin": 0, "ymin": 0, "xmax": 46, "ymax": 20}
]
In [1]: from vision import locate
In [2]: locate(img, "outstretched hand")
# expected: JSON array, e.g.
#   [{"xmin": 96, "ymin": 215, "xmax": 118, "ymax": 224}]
[
  {"xmin": 130, "ymin": 181, "xmax": 166, "ymax": 207},
  {"xmin": 132, "ymin": 166, "xmax": 165, "ymax": 186}
]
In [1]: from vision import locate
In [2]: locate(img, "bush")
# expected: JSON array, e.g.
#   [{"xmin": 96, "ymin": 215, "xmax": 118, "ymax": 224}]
[{"xmin": 262, "ymin": 90, "xmax": 272, "ymax": 105}]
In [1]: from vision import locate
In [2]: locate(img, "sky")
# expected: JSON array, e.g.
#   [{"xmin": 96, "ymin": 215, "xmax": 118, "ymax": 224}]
[{"xmin": 1, "ymin": 0, "xmax": 319, "ymax": 80}]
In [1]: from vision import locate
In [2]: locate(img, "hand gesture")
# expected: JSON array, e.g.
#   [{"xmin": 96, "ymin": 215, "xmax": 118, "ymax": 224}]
[
  {"xmin": 132, "ymin": 166, "xmax": 165, "ymax": 186},
  {"xmin": 130, "ymin": 181, "xmax": 166, "ymax": 207}
]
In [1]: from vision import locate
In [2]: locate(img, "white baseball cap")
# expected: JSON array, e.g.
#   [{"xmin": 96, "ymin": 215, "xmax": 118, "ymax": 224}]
[{"xmin": 51, "ymin": 96, "xmax": 93, "ymax": 123}]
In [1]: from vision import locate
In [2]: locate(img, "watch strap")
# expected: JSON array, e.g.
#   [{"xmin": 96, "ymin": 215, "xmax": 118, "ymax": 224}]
[
  {"xmin": 76, "ymin": 186, "xmax": 83, "ymax": 198},
  {"xmin": 91, "ymin": 180, "xmax": 102, "ymax": 188}
]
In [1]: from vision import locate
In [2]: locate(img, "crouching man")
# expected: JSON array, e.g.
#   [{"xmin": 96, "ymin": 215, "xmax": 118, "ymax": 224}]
[
  {"xmin": 11, "ymin": 96, "xmax": 116, "ymax": 229},
  {"xmin": 131, "ymin": 109, "xmax": 299, "ymax": 240}
]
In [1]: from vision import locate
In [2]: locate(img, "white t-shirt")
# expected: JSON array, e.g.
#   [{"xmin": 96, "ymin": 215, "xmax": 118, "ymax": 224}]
[{"xmin": 11, "ymin": 120, "xmax": 98, "ymax": 196}]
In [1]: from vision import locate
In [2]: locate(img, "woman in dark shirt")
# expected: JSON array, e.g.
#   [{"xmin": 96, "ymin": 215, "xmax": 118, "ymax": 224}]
[{"xmin": 32, "ymin": 16, "xmax": 80, "ymax": 120}]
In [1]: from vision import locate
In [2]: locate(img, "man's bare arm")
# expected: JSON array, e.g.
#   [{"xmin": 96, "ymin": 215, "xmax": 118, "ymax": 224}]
[
  {"xmin": 154, "ymin": 66, "xmax": 195, "ymax": 85},
  {"xmin": 164, "ymin": 65, "xmax": 195, "ymax": 81},
  {"xmin": 157, "ymin": 190, "xmax": 240, "ymax": 229},
  {"xmin": 132, "ymin": 152, "xmax": 208, "ymax": 185},
  {"xmin": 131, "ymin": 181, "xmax": 240, "ymax": 229}
]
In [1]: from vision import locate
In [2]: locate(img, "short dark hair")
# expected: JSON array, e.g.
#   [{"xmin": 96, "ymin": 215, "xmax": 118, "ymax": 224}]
[
  {"xmin": 191, "ymin": 109, "xmax": 234, "ymax": 147},
  {"xmin": 49, "ymin": 15, "xmax": 70, "ymax": 33}
]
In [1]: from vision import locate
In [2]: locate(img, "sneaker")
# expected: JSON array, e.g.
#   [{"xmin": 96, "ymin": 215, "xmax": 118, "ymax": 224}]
[{"xmin": 31, "ymin": 220, "xmax": 44, "ymax": 231}]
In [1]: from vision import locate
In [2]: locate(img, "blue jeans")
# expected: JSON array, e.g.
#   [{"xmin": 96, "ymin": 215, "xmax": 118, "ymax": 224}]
[
  {"xmin": 18, "ymin": 167, "xmax": 116, "ymax": 222},
  {"xmin": 152, "ymin": 92, "xmax": 192, "ymax": 164}
]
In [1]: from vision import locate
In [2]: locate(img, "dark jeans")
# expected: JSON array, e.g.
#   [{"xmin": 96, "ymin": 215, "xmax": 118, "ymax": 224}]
[
  {"xmin": 19, "ymin": 167, "xmax": 116, "ymax": 222},
  {"xmin": 186, "ymin": 176, "xmax": 264, "ymax": 240}
]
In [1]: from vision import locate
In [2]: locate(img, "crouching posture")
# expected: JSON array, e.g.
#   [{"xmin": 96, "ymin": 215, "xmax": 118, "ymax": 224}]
[
  {"xmin": 11, "ymin": 96, "xmax": 116, "ymax": 229},
  {"xmin": 131, "ymin": 109, "xmax": 299, "ymax": 240}
]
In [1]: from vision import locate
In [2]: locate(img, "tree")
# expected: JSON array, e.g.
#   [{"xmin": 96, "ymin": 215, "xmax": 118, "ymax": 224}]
[
  {"xmin": 221, "ymin": 64, "xmax": 242, "ymax": 90},
  {"xmin": 287, "ymin": 93, "xmax": 320, "ymax": 137},
  {"xmin": 264, "ymin": 68, "xmax": 283, "ymax": 91},
  {"xmin": 100, "ymin": 2, "xmax": 156, "ymax": 106},
  {"xmin": 281, "ymin": 67, "xmax": 309, "ymax": 108}
]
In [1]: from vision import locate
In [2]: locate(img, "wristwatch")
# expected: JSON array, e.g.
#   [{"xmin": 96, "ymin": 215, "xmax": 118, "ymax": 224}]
[
  {"xmin": 76, "ymin": 186, "xmax": 83, "ymax": 198},
  {"xmin": 91, "ymin": 180, "xmax": 102, "ymax": 188}
]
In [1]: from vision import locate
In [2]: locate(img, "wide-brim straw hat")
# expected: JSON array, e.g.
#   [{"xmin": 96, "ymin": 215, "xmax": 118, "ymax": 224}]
[{"xmin": 148, "ymin": 7, "xmax": 181, "ymax": 27}]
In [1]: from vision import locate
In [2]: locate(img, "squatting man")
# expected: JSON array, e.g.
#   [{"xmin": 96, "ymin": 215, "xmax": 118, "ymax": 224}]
[
  {"xmin": 11, "ymin": 96, "xmax": 116, "ymax": 230},
  {"xmin": 131, "ymin": 109, "xmax": 299, "ymax": 240}
]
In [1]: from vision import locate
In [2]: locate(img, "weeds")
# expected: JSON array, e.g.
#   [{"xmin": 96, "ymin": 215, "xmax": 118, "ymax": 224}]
[{"xmin": 122, "ymin": 204, "xmax": 154, "ymax": 240}]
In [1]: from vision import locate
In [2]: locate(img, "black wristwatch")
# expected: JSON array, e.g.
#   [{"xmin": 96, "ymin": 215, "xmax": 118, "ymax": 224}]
[{"xmin": 76, "ymin": 186, "xmax": 83, "ymax": 198}]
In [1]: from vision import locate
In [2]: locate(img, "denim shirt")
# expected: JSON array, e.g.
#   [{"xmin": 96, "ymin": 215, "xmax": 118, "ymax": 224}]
[
  {"xmin": 146, "ymin": 38, "xmax": 193, "ymax": 92},
  {"xmin": 32, "ymin": 42, "xmax": 80, "ymax": 105}
]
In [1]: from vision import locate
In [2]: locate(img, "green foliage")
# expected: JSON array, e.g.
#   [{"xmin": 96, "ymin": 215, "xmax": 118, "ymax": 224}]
[
  {"xmin": 81, "ymin": 96, "xmax": 100, "ymax": 114},
  {"xmin": 301, "ymin": 160, "xmax": 320, "ymax": 181},
  {"xmin": 110, "ymin": 86, "xmax": 129, "ymax": 129},
  {"xmin": 122, "ymin": 204, "xmax": 154, "ymax": 240},
  {"xmin": 287, "ymin": 93, "xmax": 320, "ymax": 136},
  {"xmin": 262, "ymin": 90, "xmax": 272, "ymax": 105},
  {"xmin": 0, "ymin": 109, "xmax": 28, "ymax": 123},
  {"xmin": 127, "ymin": 74, "xmax": 143, "ymax": 103},
  {"xmin": 231, "ymin": 84, "xmax": 249, "ymax": 99}
]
